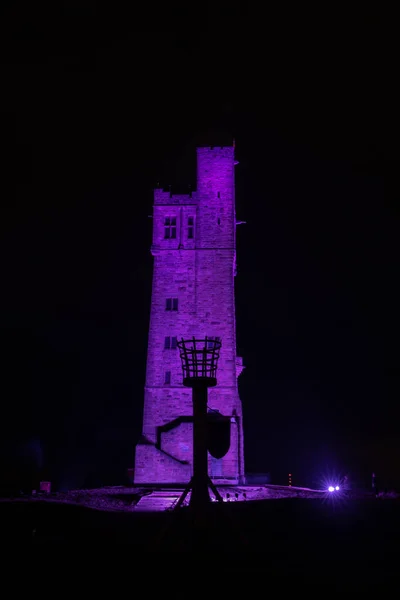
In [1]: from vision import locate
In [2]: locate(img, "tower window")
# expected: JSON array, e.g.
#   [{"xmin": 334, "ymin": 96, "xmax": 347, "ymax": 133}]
[
  {"xmin": 166, "ymin": 298, "xmax": 178, "ymax": 311},
  {"xmin": 164, "ymin": 371, "xmax": 171, "ymax": 384},
  {"xmin": 164, "ymin": 217, "xmax": 176, "ymax": 239},
  {"xmin": 164, "ymin": 336, "xmax": 177, "ymax": 349},
  {"xmin": 207, "ymin": 336, "xmax": 221, "ymax": 349},
  {"xmin": 188, "ymin": 216, "xmax": 194, "ymax": 239}
]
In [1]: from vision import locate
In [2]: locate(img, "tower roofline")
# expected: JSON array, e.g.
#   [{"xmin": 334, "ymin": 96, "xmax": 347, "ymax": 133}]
[{"xmin": 196, "ymin": 145, "xmax": 234, "ymax": 152}]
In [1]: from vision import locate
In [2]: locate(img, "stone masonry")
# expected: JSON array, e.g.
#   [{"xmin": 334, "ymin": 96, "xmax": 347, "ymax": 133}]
[{"xmin": 134, "ymin": 146, "xmax": 245, "ymax": 484}]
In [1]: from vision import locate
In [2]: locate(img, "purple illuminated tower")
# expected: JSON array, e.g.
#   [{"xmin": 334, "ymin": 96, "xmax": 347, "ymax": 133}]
[{"xmin": 134, "ymin": 146, "xmax": 245, "ymax": 485}]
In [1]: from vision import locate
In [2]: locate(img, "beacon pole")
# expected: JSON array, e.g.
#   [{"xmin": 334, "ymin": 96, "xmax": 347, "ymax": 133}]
[{"xmin": 175, "ymin": 337, "xmax": 223, "ymax": 513}]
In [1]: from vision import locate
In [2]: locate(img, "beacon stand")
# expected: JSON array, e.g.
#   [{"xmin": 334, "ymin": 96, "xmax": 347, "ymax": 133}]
[{"xmin": 174, "ymin": 337, "xmax": 224, "ymax": 510}]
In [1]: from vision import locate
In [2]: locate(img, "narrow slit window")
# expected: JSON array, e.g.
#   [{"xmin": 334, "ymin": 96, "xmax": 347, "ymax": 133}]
[
  {"xmin": 188, "ymin": 216, "xmax": 194, "ymax": 239},
  {"xmin": 166, "ymin": 298, "xmax": 178, "ymax": 311},
  {"xmin": 164, "ymin": 371, "xmax": 171, "ymax": 384},
  {"xmin": 207, "ymin": 336, "xmax": 221, "ymax": 349},
  {"xmin": 164, "ymin": 336, "xmax": 177, "ymax": 349}
]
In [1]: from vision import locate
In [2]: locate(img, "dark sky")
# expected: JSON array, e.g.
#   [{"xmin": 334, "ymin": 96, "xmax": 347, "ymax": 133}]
[{"xmin": 0, "ymin": 6, "xmax": 392, "ymax": 490}]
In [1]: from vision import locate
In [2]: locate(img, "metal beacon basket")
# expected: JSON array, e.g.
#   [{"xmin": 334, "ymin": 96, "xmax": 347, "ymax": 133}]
[{"xmin": 176, "ymin": 337, "xmax": 222, "ymax": 388}]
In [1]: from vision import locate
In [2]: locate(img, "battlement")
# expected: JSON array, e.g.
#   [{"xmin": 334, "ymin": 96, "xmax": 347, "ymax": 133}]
[
  {"xmin": 154, "ymin": 147, "xmax": 236, "ymax": 206},
  {"xmin": 196, "ymin": 146, "xmax": 235, "ymax": 158},
  {"xmin": 154, "ymin": 188, "xmax": 198, "ymax": 206}
]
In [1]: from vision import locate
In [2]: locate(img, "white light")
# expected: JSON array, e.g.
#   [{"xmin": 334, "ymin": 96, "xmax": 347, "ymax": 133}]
[
  {"xmin": 328, "ymin": 486, "xmax": 334, "ymax": 492},
  {"xmin": 335, "ymin": 485, "xmax": 340, "ymax": 491}
]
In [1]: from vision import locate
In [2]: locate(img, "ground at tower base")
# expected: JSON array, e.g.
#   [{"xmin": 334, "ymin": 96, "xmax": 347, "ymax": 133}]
[{"xmin": 1, "ymin": 484, "xmax": 399, "ymax": 578}]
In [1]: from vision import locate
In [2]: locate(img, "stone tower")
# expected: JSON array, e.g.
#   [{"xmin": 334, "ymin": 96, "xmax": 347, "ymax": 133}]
[{"xmin": 134, "ymin": 146, "xmax": 245, "ymax": 485}]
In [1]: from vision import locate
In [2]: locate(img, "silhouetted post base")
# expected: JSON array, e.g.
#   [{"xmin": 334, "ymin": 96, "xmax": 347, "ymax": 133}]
[{"xmin": 174, "ymin": 475, "xmax": 223, "ymax": 511}]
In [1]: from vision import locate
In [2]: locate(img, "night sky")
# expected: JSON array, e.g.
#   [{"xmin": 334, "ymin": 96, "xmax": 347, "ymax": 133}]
[{"xmin": 0, "ymin": 6, "xmax": 392, "ymax": 491}]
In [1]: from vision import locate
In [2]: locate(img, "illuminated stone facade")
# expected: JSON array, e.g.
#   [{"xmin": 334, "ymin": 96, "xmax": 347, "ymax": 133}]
[{"xmin": 134, "ymin": 146, "xmax": 245, "ymax": 484}]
